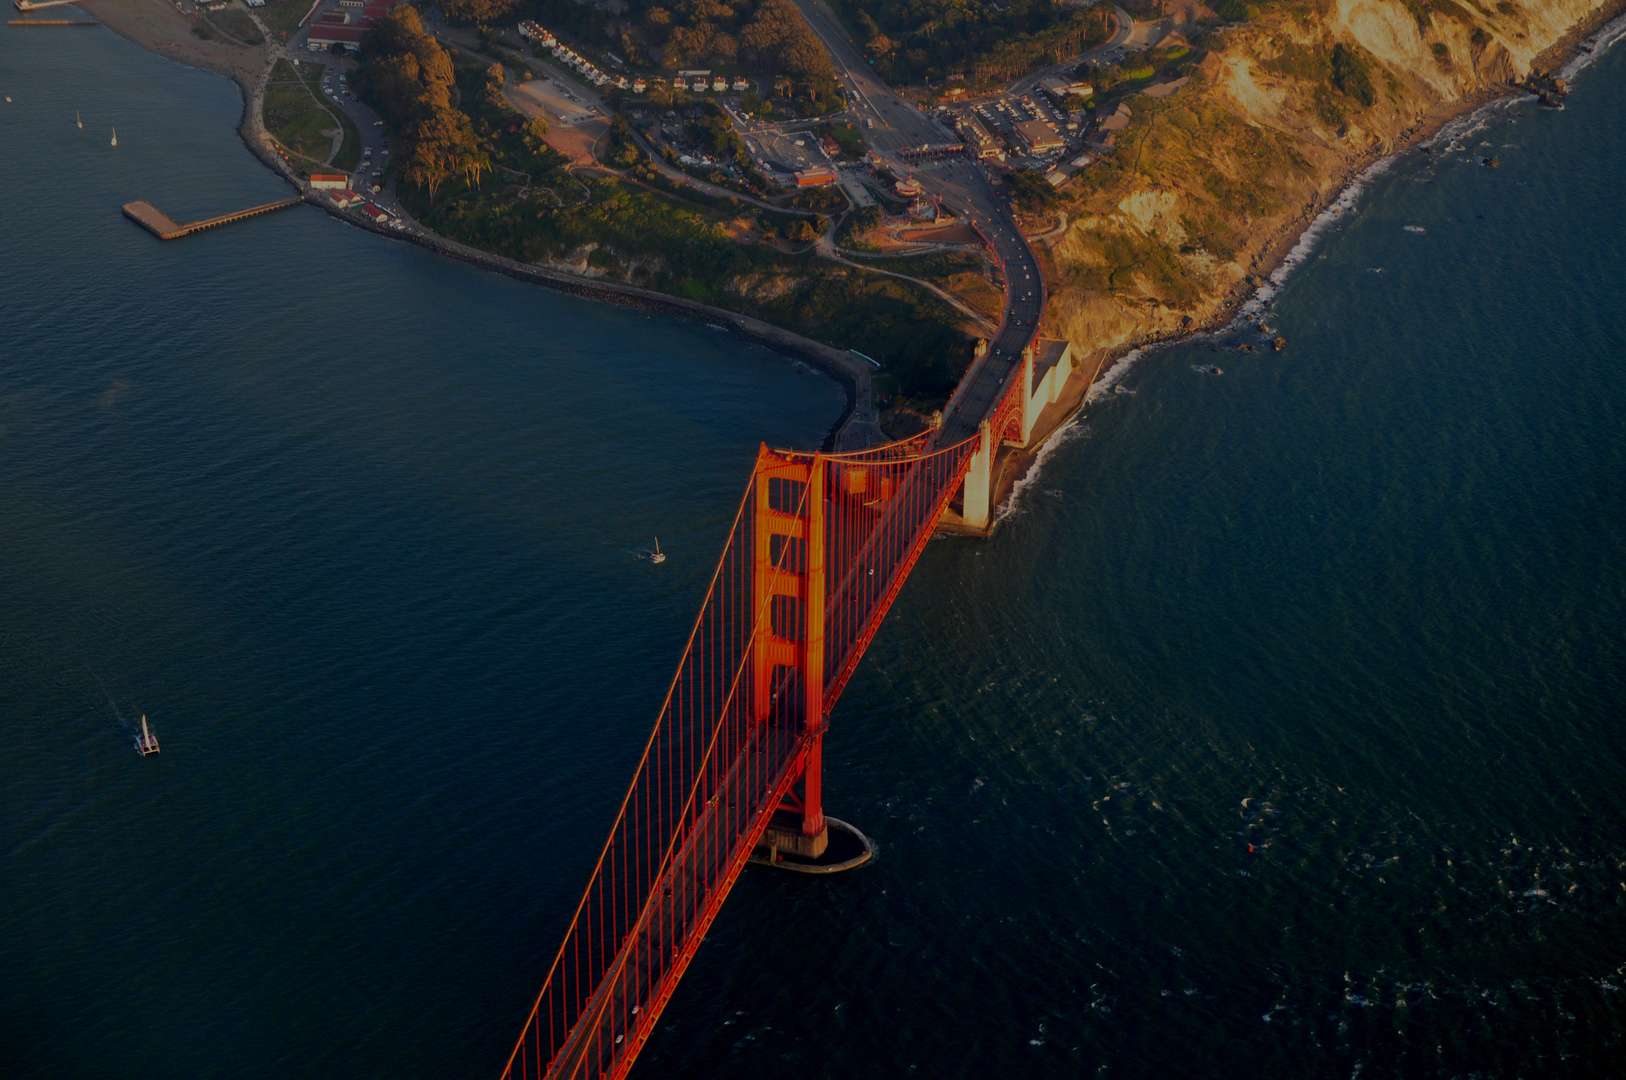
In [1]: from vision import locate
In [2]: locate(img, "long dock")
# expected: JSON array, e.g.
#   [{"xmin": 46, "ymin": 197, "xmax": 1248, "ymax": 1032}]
[
  {"xmin": 8, "ymin": 17, "xmax": 99, "ymax": 23},
  {"xmin": 121, "ymin": 197, "xmax": 302, "ymax": 240}
]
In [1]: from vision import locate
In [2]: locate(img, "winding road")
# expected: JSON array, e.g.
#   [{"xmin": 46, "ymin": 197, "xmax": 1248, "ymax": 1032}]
[{"xmin": 785, "ymin": 0, "xmax": 1048, "ymax": 443}]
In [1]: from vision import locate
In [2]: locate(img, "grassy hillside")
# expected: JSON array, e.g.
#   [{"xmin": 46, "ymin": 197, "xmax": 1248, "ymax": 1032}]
[{"xmin": 1038, "ymin": 0, "xmax": 1617, "ymax": 365}]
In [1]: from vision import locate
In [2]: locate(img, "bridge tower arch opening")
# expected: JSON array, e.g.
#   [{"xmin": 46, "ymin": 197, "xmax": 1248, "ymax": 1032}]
[{"xmin": 751, "ymin": 449, "xmax": 829, "ymax": 860}]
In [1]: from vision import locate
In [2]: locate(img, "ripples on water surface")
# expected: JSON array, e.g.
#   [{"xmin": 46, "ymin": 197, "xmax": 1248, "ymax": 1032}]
[{"xmin": 3, "ymin": 22, "xmax": 1624, "ymax": 1080}]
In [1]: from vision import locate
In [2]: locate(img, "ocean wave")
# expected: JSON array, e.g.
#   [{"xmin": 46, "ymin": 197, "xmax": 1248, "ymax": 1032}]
[
  {"xmin": 998, "ymin": 24, "xmax": 1624, "ymax": 524},
  {"xmin": 995, "ymin": 342, "xmax": 1159, "ymax": 519},
  {"xmin": 1232, "ymin": 153, "xmax": 1397, "ymax": 325},
  {"xmin": 1085, "ymin": 347, "xmax": 1144, "ymax": 404},
  {"xmin": 993, "ymin": 415, "xmax": 1090, "ymax": 522},
  {"xmin": 1560, "ymin": 9, "xmax": 1626, "ymax": 82}
]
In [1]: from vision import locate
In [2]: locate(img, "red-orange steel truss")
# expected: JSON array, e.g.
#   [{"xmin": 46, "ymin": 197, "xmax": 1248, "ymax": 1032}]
[{"xmin": 499, "ymin": 431, "xmax": 979, "ymax": 1080}]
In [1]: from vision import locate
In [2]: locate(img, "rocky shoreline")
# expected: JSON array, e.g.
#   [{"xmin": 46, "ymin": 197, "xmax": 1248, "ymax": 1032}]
[
  {"xmin": 983, "ymin": 2, "xmax": 1626, "ymax": 528},
  {"xmin": 81, "ymin": 0, "xmax": 1626, "ymax": 484},
  {"xmin": 80, "ymin": 0, "xmax": 879, "ymax": 451}
]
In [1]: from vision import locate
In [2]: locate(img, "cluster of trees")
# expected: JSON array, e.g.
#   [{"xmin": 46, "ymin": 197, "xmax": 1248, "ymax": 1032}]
[
  {"xmin": 685, "ymin": 100, "xmax": 746, "ymax": 162},
  {"xmin": 1002, "ymin": 169, "xmax": 1059, "ymax": 214},
  {"xmin": 1083, "ymin": 43, "xmax": 1192, "ymax": 94},
  {"xmin": 1329, "ymin": 42, "xmax": 1375, "ymax": 106},
  {"xmin": 437, "ymin": 0, "xmax": 831, "ymax": 81},
  {"xmin": 411, "ymin": 172, "xmax": 969, "ymax": 397},
  {"xmin": 637, "ymin": 0, "xmax": 831, "ymax": 76},
  {"xmin": 354, "ymin": 8, "xmax": 490, "ymax": 198},
  {"xmin": 838, "ymin": 0, "xmax": 1112, "ymax": 86}
]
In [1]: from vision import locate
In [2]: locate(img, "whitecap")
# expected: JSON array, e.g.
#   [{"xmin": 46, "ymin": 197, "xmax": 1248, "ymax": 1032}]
[
  {"xmin": 993, "ymin": 414, "xmax": 1090, "ymax": 521},
  {"xmin": 1560, "ymin": 9, "xmax": 1626, "ymax": 81},
  {"xmin": 1404, "ymin": 225, "xmax": 1427, "ymax": 234},
  {"xmin": 1228, "ymin": 152, "xmax": 1396, "ymax": 326},
  {"xmin": 1085, "ymin": 347, "xmax": 1143, "ymax": 404}
]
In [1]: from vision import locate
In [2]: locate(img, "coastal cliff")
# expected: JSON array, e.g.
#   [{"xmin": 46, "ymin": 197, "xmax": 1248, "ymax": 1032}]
[{"xmin": 1042, "ymin": 0, "xmax": 1621, "ymax": 366}]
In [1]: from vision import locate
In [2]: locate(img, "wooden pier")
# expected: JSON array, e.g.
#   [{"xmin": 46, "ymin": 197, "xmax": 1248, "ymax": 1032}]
[
  {"xmin": 121, "ymin": 197, "xmax": 302, "ymax": 241},
  {"xmin": 8, "ymin": 17, "xmax": 99, "ymax": 24}
]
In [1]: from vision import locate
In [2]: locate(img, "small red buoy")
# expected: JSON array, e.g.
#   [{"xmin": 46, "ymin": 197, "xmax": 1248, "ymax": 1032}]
[{"xmin": 1248, "ymin": 844, "xmax": 1255, "ymax": 853}]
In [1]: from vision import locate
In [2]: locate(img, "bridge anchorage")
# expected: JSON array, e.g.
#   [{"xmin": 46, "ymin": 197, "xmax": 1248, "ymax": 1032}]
[{"xmin": 504, "ymin": 312, "xmax": 1073, "ymax": 1080}]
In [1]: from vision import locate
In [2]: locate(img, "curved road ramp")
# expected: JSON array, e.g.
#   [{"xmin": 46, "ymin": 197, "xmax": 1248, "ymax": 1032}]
[{"xmin": 121, "ymin": 197, "xmax": 301, "ymax": 241}]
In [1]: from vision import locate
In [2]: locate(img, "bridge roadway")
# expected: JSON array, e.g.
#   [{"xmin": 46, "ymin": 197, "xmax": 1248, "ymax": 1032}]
[
  {"xmin": 787, "ymin": 0, "xmax": 1046, "ymax": 446},
  {"xmin": 501, "ymin": 16, "xmax": 1075, "ymax": 1080}
]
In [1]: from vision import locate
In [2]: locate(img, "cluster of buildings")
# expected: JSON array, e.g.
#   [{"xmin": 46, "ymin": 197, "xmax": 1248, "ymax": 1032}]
[
  {"xmin": 518, "ymin": 22, "xmax": 627, "ymax": 88},
  {"xmin": 1038, "ymin": 75, "xmax": 1093, "ymax": 98},
  {"xmin": 957, "ymin": 114, "xmax": 1005, "ymax": 163},
  {"xmin": 310, "ymin": 174, "xmax": 395, "ymax": 226},
  {"xmin": 955, "ymin": 101, "xmax": 1069, "ymax": 165},
  {"xmin": 306, "ymin": 0, "xmax": 402, "ymax": 51},
  {"xmin": 670, "ymin": 71, "xmax": 751, "ymax": 93},
  {"xmin": 515, "ymin": 26, "xmax": 755, "ymax": 97}
]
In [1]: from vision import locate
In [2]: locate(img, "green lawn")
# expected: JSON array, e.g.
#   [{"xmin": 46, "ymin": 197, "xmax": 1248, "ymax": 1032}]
[
  {"xmin": 258, "ymin": 0, "xmax": 315, "ymax": 38},
  {"xmin": 263, "ymin": 59, "xmax": 360, "ymax": 174},
  {"xmin": 828, "ymin": 120, "xmax": 865, "ymax": 157}
]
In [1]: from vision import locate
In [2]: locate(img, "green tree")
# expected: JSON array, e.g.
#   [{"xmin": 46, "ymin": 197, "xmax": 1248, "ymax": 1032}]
[
  {"xmin": 1330, "ymin": 42, "xmax": 1375, "ymax": 106},
  {"xmin": 1004, "ymin": 169, "xmax": 1059, "ymax": 213}
]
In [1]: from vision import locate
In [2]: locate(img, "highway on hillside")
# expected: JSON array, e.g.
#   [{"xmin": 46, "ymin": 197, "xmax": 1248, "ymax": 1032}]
[{"xmin": 786, "ymin": 0, "xmax": 1046, "ymax": 445}]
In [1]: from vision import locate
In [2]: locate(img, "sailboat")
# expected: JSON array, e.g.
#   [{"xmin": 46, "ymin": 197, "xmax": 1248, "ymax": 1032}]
[
  {"xmin": 110, "ymin": 127, "xmax": 118, "ymax": 147},
  {"xmin": 135, "ymin": 714, "xmax": 159, "ymax": 756},
  {"xmin": 77, "ymin": 110, "xmax": 82, "ymax": 129},
  {"xmin": 650, "ymin": 537, "xmax": 666, "ymax": 564}
]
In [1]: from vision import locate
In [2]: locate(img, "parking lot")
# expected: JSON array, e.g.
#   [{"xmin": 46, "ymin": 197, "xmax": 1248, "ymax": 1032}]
[
  {"xmin": 313, "ymin": 62, "xmax": 392, "ymax": 193},
  {"xmin": 959, "ymin": 89, "xmax": 1086, "ymax": 170}
]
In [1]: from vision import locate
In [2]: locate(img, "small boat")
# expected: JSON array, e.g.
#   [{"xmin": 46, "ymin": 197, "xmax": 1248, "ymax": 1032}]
[
  {"xmin": 1192, "ymin": 364, "xmax": 1224, "ymax": 375},
  {"xmin": 77, "ymin": 110, "xmax": 83, "ymax": 129},
  {"xmin": 110, "ymin": 127, "xmax": 117, "ymax": 147},
  {"xmin": 135, "ymin": 714, "xmax": 159, "ymax": 756},
  {"xmin": 650, "ymin": 537, "xmax": 666, "ymax": 564}
]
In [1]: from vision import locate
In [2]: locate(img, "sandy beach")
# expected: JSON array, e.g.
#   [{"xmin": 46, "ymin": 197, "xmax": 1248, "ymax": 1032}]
[{"xmin": 79, "ymin": 0, "xmax": 267, "ymax": 96}]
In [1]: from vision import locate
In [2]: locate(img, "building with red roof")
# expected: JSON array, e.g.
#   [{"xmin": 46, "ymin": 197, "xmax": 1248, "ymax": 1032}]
[{"xmin": 307, "ymin": 24, "xmax": 365, "ymax": 49}]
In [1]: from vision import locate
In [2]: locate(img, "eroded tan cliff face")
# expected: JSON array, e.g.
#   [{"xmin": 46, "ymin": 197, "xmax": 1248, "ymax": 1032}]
[{"xmin": 1042, "ymin": 0, "xmax": 1613, "ymax": 370}]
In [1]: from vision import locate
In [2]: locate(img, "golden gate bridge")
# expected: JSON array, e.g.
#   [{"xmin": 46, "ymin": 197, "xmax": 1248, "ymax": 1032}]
[{"xmin": 499, "ymin": 212, "xmax": 1061, "ymax": 1080}]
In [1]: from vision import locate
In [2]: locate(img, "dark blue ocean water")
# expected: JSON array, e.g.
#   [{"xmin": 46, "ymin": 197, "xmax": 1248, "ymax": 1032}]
[{"xmin": 3, "ymin": 20, "xmax": 1624, "ymax": 1080}]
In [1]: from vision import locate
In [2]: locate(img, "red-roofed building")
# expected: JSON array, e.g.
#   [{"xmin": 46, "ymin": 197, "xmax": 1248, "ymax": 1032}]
[
  {"xmin": 309, "ymin": 173, "xmax": 349, "ymax": 190},
  {"xmin": 307, "ymin": 24, "xmax": 365, "ymax": 49},
  {"xmin": 794, "ymin": 165, "xmax": 838, "ymax": 187},
  {"xmin": 361, "ymin": 204, "xmax": 391, "ymax": 224},
  {"xmin": 362, "ymin": 5, "xmax": 388, "ymax": 21}
]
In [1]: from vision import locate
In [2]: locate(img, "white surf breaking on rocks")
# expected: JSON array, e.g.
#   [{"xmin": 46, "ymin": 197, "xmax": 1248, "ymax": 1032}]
[
  {"xmin": 1233, "ymin": 153, "xmax": 1396, "ymax": 325},
  {"xmin": 1561, "ymin": 9, "xmax": 1626, "ymax": 82},
  {"xmin": 994, "ymin": 415, "xmax": 1089, "ymax": 523},
  {"xmin": 1086, "ymin": 347, "xmax": 1144, "ymax": 405},
  {"xmin": 997, "ymin": 19, "xmax": 1626, "ymax": 522}
]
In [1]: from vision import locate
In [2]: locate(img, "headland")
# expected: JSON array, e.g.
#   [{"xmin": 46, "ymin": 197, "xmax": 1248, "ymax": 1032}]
[{"xmin": 74, "ymin": 0, "xmax": 1626, "ymax": 508}]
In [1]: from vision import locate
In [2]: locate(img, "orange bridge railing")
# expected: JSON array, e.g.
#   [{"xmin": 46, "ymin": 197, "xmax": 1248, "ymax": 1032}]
[{"xmin": 499, "ymin": 430, "xmax": 984, "ymax": 1080}]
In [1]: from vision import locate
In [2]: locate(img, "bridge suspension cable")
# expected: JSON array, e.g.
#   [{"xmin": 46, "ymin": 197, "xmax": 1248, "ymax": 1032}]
[{"xmin": 500, "ymin": 431, "xmax": 984, "ymax": 1080}]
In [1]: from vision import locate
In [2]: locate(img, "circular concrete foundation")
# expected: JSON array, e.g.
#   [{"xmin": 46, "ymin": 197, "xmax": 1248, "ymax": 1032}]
[{"xmin": 750, "ymin": 817, "xmax": 876, "ymax": 874}]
